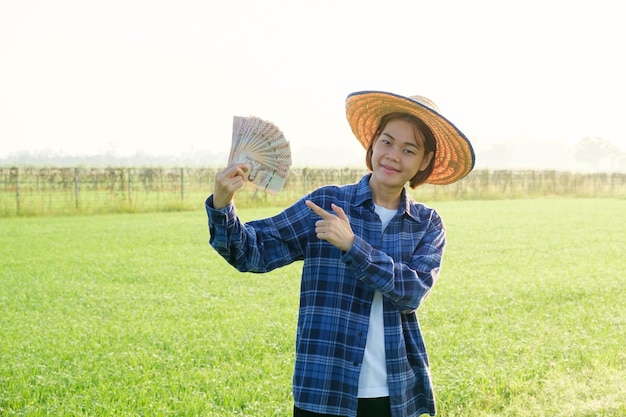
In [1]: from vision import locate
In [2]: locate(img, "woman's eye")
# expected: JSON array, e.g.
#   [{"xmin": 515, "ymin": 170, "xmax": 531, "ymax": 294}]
[{"xmin": 404, "ymin": 149, "xmax": 415, "ymax": 155}]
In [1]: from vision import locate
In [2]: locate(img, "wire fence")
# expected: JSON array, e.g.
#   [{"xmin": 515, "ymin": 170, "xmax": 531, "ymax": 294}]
[{"xmin": 1, "ymin": 166, "xmax": 625, "ymax": 216}]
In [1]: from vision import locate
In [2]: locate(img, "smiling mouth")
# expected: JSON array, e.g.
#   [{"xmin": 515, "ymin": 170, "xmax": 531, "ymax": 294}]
[{"xmin": 380, "ymin": 164, "xmax": 400, "ymax": 173}]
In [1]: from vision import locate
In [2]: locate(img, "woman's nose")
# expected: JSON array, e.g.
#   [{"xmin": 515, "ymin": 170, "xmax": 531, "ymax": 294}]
[{"xmin": 386, "ymin": 146, "xmax": 401, "ymax": 161}]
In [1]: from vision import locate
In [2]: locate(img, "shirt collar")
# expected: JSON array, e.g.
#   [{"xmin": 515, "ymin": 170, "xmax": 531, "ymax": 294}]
[
  {"xmin": 354, "ymin": 174, "xmax": 419, "ymax": 222},
  {"xmin": 353, "ymin": 174, "xmax": 374, "ymax": 207}
]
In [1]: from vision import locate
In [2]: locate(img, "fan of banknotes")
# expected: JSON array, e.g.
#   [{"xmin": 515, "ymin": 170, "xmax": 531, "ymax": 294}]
[{"xmin": 228, "ymin": 115, "xmax": 292, "ymax": 195}]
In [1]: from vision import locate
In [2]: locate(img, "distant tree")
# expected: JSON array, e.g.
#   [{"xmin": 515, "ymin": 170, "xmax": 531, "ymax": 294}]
[
  {"xmin": 616, "ymin": 153, "xmax": 626, "ymax": 172},
  {"xmin": 574, "ymin": 136, "xmax": 621, "ymax": 170}
]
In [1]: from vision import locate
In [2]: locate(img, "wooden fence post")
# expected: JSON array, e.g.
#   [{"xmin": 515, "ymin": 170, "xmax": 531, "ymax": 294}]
[
  {"xmin": 302, "ymin": 168, "xmax": 308, "ymax": 194},
  {"xmin": 180, "ymin": 167, "xmax": 184, "ymax": 201},
  {"xmin": 14, "ymin": 167, "xmax": 20, "ymax": 215},
  {"xmin": 74, "ymin": 168, "xmax": 79, "ymax": 209},
  {"xmin": 127, "ymin": 168, "xmax": 132, "ymax": 207}
]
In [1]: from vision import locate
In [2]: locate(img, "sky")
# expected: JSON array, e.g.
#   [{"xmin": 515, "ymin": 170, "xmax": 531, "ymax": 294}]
[{"xmin": 1, "ymin": 0, "xmax": 625, "ymax": 168}]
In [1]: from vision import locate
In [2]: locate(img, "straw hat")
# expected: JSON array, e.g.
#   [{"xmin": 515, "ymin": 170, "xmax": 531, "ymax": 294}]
[{"xmin": 345, "ymin": 91, "xmax": 475, "ymax": 185}]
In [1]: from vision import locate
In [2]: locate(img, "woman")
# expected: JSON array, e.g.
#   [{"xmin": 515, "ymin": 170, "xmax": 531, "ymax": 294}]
[{"xmin": 206, "ymin": 91, "xmax": 475, "ymax": 417}]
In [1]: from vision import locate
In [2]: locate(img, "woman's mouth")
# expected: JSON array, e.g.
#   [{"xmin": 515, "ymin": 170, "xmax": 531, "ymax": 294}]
[{"xmin": 380, "ymin": 164, "xmax": 400, "ymax": 173}]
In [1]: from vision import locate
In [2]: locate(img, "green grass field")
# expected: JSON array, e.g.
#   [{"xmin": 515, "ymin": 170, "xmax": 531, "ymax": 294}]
[{"xmin": 1, "ymin": 199, "xmax": 625, "ymax": 416}]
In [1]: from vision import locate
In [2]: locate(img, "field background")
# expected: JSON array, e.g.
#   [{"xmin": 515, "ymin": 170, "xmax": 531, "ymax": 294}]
[
  {"xmin": 1, "ymin": 198, "xmax": 625, "ymax": 416},
  {"xmin": 2, "ymin": 166, "xmax": 626, "ymax": 216}
]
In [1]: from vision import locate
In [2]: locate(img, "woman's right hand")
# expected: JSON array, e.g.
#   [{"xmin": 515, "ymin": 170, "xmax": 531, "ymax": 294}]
[{"xmin": 212, "ymin": 163, "xmax": 250, "ymax": 209}]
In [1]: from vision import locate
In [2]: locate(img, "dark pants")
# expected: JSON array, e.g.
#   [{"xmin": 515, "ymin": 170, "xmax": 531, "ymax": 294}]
[{"xmin": 294, "ymin": 397, "xmax": 392, "ymax": 417}]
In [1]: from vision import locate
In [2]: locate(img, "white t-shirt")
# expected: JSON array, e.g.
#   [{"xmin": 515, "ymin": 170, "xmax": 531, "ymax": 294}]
[{"xmin": 357, "ymin": 204, "xmax": 396, "ymax": 398}]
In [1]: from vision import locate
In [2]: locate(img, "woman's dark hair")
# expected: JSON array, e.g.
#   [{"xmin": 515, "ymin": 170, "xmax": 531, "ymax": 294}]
[{"xmin": 365, "ymin": 112, "xmax": 437, "ymax": 188}]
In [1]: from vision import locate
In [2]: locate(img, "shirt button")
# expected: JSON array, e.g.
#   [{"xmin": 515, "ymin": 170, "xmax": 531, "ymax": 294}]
[{"xmin": 353, "ymin": 362, "xmax": 359, "ymax": 367}]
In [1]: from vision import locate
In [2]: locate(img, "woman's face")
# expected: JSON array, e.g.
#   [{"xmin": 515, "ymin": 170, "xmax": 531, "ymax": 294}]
[{"xmin": 369, "ymin": 118, "xmax": 434, "ymax": 192}]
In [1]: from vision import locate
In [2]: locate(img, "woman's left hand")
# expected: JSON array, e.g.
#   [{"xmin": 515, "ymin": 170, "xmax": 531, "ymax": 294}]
[{"xmin": 305, "ymin": 200, "xmax": 355, "ymax": 252}]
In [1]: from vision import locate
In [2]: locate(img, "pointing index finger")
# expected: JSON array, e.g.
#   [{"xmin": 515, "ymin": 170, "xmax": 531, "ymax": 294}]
[{"xmin": 305, "ymin": 200, "xmax": 332, "ymax": 219}]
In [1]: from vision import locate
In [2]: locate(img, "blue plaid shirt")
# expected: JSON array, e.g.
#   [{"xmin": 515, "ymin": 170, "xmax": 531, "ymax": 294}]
[{"xmin": 206, "ymin": 174, "xmax": 445, "ymax": 417}]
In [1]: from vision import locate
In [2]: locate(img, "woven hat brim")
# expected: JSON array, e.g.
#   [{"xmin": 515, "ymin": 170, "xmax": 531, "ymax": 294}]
[{"xmin": 346, "ymin": 91, "xmax": 475, "ymax": 185}]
